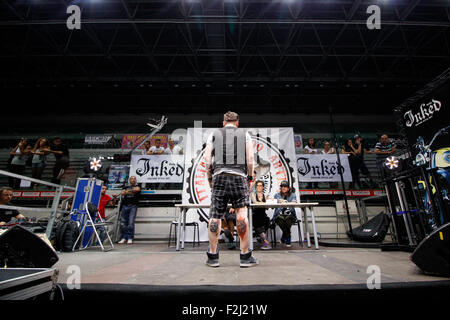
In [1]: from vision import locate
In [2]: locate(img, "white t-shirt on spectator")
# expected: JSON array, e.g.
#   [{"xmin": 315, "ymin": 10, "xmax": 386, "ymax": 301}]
[
  {"xmin": 322, "ymin": 148, "xmax": 335, "ymax": 154},
  {"xmin": 164, "ymin": 145, "xmax": 183, "ymax": 155},
  {"xmin": 304, "ymin": 145, "xmax": 318, "ymax": 154},
  {"xmin": 149, "ymin": 146, "xmax": 165, "ymax": 154}
]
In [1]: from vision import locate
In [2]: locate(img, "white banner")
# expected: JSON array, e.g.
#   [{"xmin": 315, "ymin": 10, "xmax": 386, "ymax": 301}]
[
  {"xmin": 130, "ymin": 155, "xmax": 184, "ymax": 183},
  {"xmin": 182, "ymin": 127, "xmax": 300, "ymax": 241},
  {"xmin": 296, "ymin": 154, "xmax": 353, "ymax": 182}
]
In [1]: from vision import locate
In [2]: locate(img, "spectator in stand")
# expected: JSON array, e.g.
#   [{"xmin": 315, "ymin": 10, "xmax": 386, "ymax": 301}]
[
  {"xmin": 118, "ymin": 176, "xmax": 141, "ymax": 245},
  {"xmin": 305, "ymin": 138, "xmax": 319, "ymax": 189},
  {"xmin": 50, "ymin": 137, "xmax": 70, "ymax": 185},
  {"xmin": 304, "ymin": 138, "xmax": 318, "ymax": 155},
  {"xmin": 164, "ymin": 138, "xmax": 183, "ymax": 155},
  {"xmin": 321, "ymin": 141, "xmax": 335, "ymax": 154},
  {"xmin": 8, "ymin": 139, "xmax": 32, "ymax": 189},
  {"xmin": 142, "ymin": 140, "xmax": 151, "ymax": 155},
  {"xmin": 148, "ymin": 139, "xmax": 165, "ymax": 155},
  {"xmin": 341, "ymin": 138, "xmax": 359, "ymax": 189},
  {"xmin": 353, "ymin": 135, "xmax": 376, "ymax": 188},
  {"xmin": 375, "ymin": 134, "xmax": 396, "ymax": 176},
  {"xmin": 272, "ymin": 181, "xmax": 298, "ymax": 247},
  {"xmin": 31, "ymin": 138, "xmax": 51, "ymax": 188},
  {"xmin": 251, "ymin": 180, "xmax": 271, "ymax": 250},
  {"xmin": 321, "ymin": 141, "xmax": 337, "ymax": 189},
  {"xmin": 0, "ymin": 187, "xmax": 25, "ymax": 226}
]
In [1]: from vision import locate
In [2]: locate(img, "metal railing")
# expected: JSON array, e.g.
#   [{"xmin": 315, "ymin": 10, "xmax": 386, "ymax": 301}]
[{"xmin": 0, "ymin": 169, "xmax": 76, "ymax": 238}]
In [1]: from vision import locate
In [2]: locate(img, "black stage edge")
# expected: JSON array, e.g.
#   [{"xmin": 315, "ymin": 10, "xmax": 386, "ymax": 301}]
[{"xmin": 59, "ymin": 282, "xmax": 450, "ymax": 304}]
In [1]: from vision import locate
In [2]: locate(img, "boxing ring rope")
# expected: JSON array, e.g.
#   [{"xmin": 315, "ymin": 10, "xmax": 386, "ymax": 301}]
[{"xmin": 0, "ymin": 169, "xmax": 76, "ymax": 239}]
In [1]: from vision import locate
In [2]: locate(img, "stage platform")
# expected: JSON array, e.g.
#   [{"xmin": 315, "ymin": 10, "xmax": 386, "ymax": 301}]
[{"xmin": 55, "ymin": 242, "xmax": 450, "ymax": 304}]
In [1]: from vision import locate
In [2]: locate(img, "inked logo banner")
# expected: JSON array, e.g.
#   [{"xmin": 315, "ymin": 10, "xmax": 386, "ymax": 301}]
[
  {"xmin": 296, "ymin": 154, "xmax": 353, "ymax": 182},
  {"xmin": 130, "ymin": 155, "xmax": 184, "ymax": 183},
  {"xmin": 402, "ymin": 81, "xmax": 449, "ymax": 152}
]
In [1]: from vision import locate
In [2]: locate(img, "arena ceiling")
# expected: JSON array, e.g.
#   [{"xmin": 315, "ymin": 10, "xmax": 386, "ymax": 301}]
[{"xmin": 1, "ymin": 0, "xmax": 449, "ymax": 115}]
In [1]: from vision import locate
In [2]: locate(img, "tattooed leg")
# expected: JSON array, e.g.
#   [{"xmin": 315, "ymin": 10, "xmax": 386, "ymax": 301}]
[
  {"xmin": 235, "ymin": 207, "xmax": 249, "ymax": 254},
  {"xmin": 208, "ymin": 218, "xmax": 221, "ymax": 254},
  {"xmin": 237, "ymin": 218, "xmax": 247, "ymax": 238}
]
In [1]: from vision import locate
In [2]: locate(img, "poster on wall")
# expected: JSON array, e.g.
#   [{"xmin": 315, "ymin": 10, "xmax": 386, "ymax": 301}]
[
  {"xmin": 107, "ymin": 165, "xmax": 129, "ymax": 189},
  {"xmin": 84, "ymin": 134, "xmax": 113, "ymax": 145},
  {"xmin": 182, "ymin": 127, "xmax": 300, "ymax": 241},
  {"xmin": 296, "ymin": 154, "xmax": 353, "ymax": 182},
  {"xmin": 129, "ymin": 155, "xmax": 184, "ymax": 183},
  {"xmin": 294, "ymin": 134, "xmax": 303, "ymax": 153},
  {"xmin": 121, "ymin": 134, "xmax": 169, "ymax": 150}
]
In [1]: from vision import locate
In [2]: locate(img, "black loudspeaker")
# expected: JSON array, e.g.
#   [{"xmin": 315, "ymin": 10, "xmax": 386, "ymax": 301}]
[
  {"xmin": 0, "ymin": 225, "xmax": 59, "ymax": 268},
  {"xmin": 411, "ymin": 223, "xmax": 450, "ymax": 276}
]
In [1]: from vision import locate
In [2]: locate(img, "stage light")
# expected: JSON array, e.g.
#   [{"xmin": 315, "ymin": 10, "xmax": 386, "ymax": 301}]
[
  {"xmin": 385, "ymin": 156, "xmax": 399, "ymax": 170},
  {"xmin": 90, "ymin": 157, "xmax": 102, "ymax": 171}
]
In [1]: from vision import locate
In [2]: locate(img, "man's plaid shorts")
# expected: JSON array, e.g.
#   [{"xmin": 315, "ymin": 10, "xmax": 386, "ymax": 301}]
[{"xmin": 209, "ymin": 174, "xmax": 250, "ymax": 219}]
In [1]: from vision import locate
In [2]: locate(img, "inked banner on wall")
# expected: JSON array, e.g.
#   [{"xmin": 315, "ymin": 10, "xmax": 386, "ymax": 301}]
[
  {"xmin": 296, "ymin": 154, "xmax": 353, "ymax": 182},
  {"xmin": 130, "ymin": 155, "xmax": 184, "ymax": 183}
]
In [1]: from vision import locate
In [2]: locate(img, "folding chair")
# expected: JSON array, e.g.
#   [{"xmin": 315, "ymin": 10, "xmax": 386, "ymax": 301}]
[
  {"xmin": 72, "ymin": 202, "xmax": 115, "ymax": 252},
  {"xmin": 269, "ymin": 217, "xmax": 304, "ymax": 247}
]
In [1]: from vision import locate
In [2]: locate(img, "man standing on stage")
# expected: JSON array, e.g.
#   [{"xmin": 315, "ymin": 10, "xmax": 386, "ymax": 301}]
[{"xmin": 204, "ymin": 111, "xmax": 257, "ymax": 268}]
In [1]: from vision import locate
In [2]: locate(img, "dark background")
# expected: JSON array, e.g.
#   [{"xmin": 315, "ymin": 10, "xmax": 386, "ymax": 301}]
[{"xmin": 0, "ymin": 0, "xmax": 449, "ymax": 135}]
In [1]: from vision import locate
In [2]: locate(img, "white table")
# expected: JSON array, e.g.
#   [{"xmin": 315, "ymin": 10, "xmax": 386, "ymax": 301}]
[{"xmin": 174, "ymin": 202, "xmax": 319, "ymax": 251}]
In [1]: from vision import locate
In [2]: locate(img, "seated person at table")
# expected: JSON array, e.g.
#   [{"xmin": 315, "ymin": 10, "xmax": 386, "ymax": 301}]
[
  {"xmin": 251, "ymin": 180, "xmax": 271, "ymax": 250},
  {"xmin": 0, "ymin": 187, "xmax": 25, "ymax": 226},
  {"xmin": 272, "ymin": 181, "xmax": 298, "ymax": 247},
  {"xmin": 222, "ymin": 207, "xmax": 236, "ymax": 250}
]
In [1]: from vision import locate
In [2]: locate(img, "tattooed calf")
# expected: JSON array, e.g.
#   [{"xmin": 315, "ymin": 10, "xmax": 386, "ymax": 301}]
[
  {"xmin": 237, "ymin": 218, "xmax": 247, "ymax": 238},
  {"xmin": 209, "ymin": 220, "xmax": 219, "ymax": 234}
]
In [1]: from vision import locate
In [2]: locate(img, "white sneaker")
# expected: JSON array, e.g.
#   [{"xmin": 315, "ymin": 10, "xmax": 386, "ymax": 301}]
[
  {"xmin": 118, "ymin": 239, "xmax": 126, "ymax": 244},
  {"xmin": 127, "ymin": 239, "xmax": 133, "ymax": 244}
]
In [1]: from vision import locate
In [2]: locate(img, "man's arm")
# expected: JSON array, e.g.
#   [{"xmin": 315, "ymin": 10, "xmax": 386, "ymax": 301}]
[
  {"xmin": 246, "ymin": 139, "xmax": 254, "ymax": 182},
  {"xmin": 204, "ymin": 142, "xmax": 214, "ymax": 188}
]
